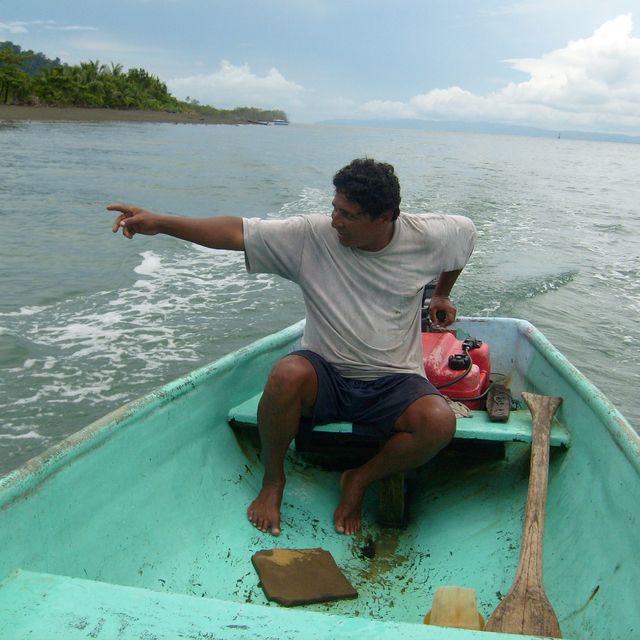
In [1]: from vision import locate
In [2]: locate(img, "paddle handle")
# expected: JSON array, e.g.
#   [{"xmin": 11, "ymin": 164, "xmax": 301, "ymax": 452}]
[{"xmin": 512, "ymin": 392, "xmax": 561, "ymax": 588}]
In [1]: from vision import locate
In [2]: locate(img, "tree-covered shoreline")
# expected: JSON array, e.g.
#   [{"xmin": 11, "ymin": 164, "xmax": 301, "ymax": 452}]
[{"xmin": 0, "ymin": 41, "xmax": 287, "ymax": 124}]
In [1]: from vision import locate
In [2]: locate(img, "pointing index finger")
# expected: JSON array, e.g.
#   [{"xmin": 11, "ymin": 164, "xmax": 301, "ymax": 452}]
[
  {"xmin": 107, "ymin": 203, "xmax": 134, "ymax": 233},
  {"xmin": 107, "ymin": 203, "xmax": 133, "ymax": 214}
]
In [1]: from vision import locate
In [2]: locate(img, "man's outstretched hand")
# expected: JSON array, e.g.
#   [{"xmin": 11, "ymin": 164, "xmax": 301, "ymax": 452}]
[{"xmin": 108, "ymin": 203, "xmax": 162, "ymax": 239}]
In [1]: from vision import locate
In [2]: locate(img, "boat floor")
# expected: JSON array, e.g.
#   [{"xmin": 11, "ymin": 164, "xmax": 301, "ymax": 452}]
[
  {"xmin": 0, "ymin": 410, "xmax": 571, "ymax": 639},
  {"xmin": 0, "ymin": 433, "xmax": 569, "ymax": 639}
]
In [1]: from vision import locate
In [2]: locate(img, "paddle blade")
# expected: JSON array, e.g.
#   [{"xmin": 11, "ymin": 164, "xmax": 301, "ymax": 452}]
[
  {"xmin": 522, "ymin": 391, "xmax": 562, "ymax": 425},
  {"xmin": 485, "ymin": 586, "xmax": 561, "ymax": 637}
]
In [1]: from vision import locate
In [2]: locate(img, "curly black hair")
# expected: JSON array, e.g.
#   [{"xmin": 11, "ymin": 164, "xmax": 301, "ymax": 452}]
[{"xmin": 333, "ymin": 158, "xmax": 401, "ymax": 220}]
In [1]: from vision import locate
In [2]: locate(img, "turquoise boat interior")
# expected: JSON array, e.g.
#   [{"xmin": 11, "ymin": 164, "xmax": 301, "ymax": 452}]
[{"xmin": 0, "ymin": 318, "xmax": 638, "ymax": 639}]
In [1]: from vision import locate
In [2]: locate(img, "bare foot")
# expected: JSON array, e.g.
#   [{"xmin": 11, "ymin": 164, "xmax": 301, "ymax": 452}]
[
  {"xmin": 334, "ymin": 470, "xmax": 366, "ymax": 535},
  {"xmin": 247, "ymin": 482, "xmax": 284, "ymax": 536}
]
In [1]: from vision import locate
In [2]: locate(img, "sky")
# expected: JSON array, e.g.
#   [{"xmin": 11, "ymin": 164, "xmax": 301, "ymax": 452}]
[{"xmin": 2, "ymin": 0, "xmax": 640, "ymax": 134}]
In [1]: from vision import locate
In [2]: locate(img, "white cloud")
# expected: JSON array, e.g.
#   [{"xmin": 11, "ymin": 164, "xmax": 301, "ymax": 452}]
[
  {"xmin": 0, "ymin": 21, "xmax": 29, "ymax": 34},
  {"xmin": 0, "ymin": 19, "xmax": 97, "ymax": 35},
  {"xmin": 362, "ymin": 100, "xmax": 414, "ymax": 118},
  {"xmin": 44, "ymin": 25, "xmax": 98, "ymax": 32},
  {"xmin": 362, "ymin": 14, "xmax": 640, "ymax": 133},
  {"xmin": 168, "ymin": 60, "xmax": 304, "ymax": 109}
]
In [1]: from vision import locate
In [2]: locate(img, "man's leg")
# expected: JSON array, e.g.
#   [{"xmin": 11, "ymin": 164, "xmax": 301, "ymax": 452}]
[
  {"xmin": 247, "ymin": 354, "xmax": 317, "ymax": 535},
  {"xmin": 334, "ymin": 394, "xmax": 456, "ymax": 535}
]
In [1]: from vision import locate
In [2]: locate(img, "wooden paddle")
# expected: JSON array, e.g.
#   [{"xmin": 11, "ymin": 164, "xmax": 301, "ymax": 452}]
[{"xmin": 484, "ymin": 392, "xmax": 562, "ymax": 637}]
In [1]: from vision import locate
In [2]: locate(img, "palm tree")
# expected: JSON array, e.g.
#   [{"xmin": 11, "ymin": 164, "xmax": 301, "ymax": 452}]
[{"xmin": 0, "ymin": 48, "xmax": 31, "ymax": 103}]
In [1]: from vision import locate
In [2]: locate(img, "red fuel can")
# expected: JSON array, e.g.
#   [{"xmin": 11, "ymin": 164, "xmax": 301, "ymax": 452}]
[{"xmin": 421, "ymin": 331, "xmax": 491, "ymax": 409}]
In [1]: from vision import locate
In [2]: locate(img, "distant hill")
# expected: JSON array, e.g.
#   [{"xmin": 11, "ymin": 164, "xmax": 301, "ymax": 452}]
[
  {"xmin": 0, "ymin": 41, "xmax": 64, "ymax": 76},
  {"xmin": 319, "ymin": 118, "xmax": 640, "ymax": 145}
]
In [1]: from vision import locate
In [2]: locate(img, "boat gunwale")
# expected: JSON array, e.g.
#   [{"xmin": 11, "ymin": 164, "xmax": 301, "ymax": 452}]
[{"xmin": 512, "ymin": 317, "xmax": 639, "ymax": 470}]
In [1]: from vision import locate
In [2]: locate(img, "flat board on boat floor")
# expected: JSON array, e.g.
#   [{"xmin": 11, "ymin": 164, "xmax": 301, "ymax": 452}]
[{"xmin": 252, "ymin": 548, "xmax": 358, "ymax": 606}]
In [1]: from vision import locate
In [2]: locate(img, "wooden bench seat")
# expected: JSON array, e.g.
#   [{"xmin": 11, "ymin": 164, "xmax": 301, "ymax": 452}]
[
  {"xmin": 228, "ymin": 393, "xmax": 571, "ymax": 446},
  {"xmin": 228, "ymin": 393, "xmax": 570, "ymax": 527}
]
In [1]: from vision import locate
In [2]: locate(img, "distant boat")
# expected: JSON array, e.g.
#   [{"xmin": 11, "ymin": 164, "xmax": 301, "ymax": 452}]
[
  {"xmin": 273, "ymin": 119, "xmax": 289, "ymax": 125},
  {"xmin": 248, "ymin": 119, "xmax": 270, "ymax": 125}
]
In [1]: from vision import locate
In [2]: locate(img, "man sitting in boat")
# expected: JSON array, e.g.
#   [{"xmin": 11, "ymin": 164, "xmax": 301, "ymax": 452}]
[{"xmin": 108, "ymin": 158, "xmax": 476, "ymax": 536}]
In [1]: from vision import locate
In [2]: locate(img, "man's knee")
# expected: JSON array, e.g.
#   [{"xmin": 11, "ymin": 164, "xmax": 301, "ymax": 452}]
[
  {"xmin": 263, "ymin": 355, "xmax": 317, "ymax": 409},
  {"xmin": 396, "ymin": 395, "xmax": 456, "ymax": 448}
]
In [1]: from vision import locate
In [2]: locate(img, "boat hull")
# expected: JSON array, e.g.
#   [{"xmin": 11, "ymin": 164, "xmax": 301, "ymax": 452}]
[{"xmin": 0, "ymin": 318, "xmax": 638, "ymax": 639}]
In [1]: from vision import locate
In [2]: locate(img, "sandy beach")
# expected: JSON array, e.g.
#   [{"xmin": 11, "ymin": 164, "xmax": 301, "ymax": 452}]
[{"xmin": 0, "ymin": 105, "xmax": 246, "ymax": 125}]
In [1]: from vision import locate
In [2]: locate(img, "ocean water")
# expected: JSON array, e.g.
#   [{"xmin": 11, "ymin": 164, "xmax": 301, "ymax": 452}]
[{"xmin": 1, "ymin": 120, "xmax": 638, "ymax": 476}]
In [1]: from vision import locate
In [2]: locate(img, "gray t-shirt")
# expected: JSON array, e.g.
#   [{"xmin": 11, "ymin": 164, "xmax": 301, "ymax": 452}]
[{"xmin": 243, "ymin": 212, "xmax": 476, "ymax": 379}]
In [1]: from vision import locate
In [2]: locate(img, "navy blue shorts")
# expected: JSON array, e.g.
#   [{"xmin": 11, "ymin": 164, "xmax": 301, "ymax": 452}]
[{"xmin": 291, "ymin": 350, "xmax": 441, "ymax": 439}]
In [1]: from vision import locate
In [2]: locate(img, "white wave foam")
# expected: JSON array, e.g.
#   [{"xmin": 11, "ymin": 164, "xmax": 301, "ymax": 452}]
[
  {"xmin": 0, "ymin": 305, "xmax": 48, "ymax": 318},
  {"xmin": 273, "ymin": 187, "xmax": 329, "ymax": 218},
  {"xmin": 0, "ymin": 232, "xmax": 301, "ymax": 450},
  {"xmin": 0, "ymin": 431, "xmax": 45, "ymax": 441},
  {"xmin": 134, "ymin": 251, "xmax": 163, "ymax": 276}
]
